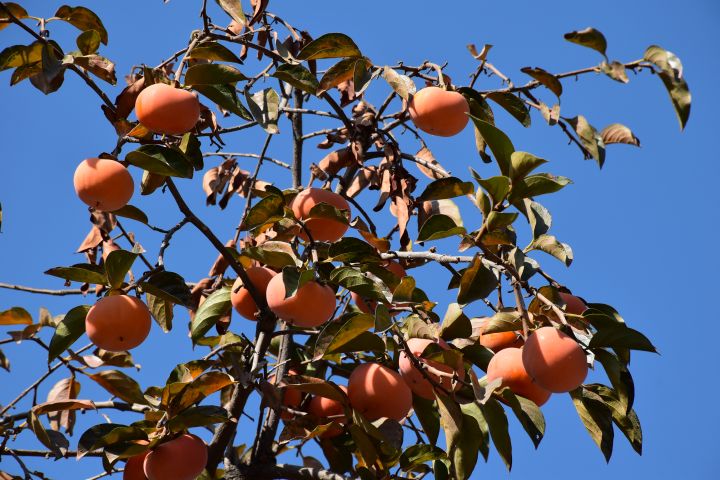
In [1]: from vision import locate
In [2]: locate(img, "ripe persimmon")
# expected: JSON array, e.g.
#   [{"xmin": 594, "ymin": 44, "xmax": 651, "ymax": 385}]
[
  {"xmin": 135, "ymin": 83, "xmax": 200, "ymax": 136},
  {"xmin": 559, "ymin": 292, "xmax": 587, "ymax": 315},
  {"xmin": 347, "ymin": 363, "xmax": 412, "ymax": 421},
  {"xmin": 269, "ymin": 369, "xmax": 302, "ymax": 421},
  {"xmin": 290, "ymin": 188, "xmax": 350, "ymax": 242},
  {"xmin": 86, "ymin": 295, "xmax": 151, "ymax": 352},
  {"xmin": 486, "ymin": 347, "xmax": 551, "ymax": 406},
  {"xmin": 230, "ymin": 266, "xmax": 276, "ymax": 320},
  {"xmin": 265, "ymin": 274, "xmax": 336, "ymax": 328},
  {"xmin": 475, "ymin": 318, "xmax": 524, "ymax": 352},
  {"xmin": 522, "ymin": 326, "xmax": 588, "ymax": 393},
  {"xmin": 74, "ymin": 158, "xmax": 134, "ymax": 212},
  {"xmin": 143, "ymin": 434, "xmax": 207, "ymax": 480},
  {"xmin": 408, "ymin": 86, "xmax": 469, "ymax": 137},
  {"xmin": 307, "ymin": 385, "xmax": 348, "ymax": 438},
  {"xmin": 398, "ymin": 338, "xmax": 465, "ymax": 400},
  {"xmin": 123, "ymin": 452, "xmax": 148, "ymax": 480}
]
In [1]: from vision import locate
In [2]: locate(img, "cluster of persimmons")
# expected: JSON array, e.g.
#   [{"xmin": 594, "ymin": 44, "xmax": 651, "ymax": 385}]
[{"xmin": 70, "ymin": 80, "xmax": 590, "ymax": 480}]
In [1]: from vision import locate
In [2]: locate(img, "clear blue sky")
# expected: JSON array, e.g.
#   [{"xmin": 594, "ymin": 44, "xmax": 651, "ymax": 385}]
[{"xmin": 1, "ymin": 0, "xmax": 718, "ymax": 478}]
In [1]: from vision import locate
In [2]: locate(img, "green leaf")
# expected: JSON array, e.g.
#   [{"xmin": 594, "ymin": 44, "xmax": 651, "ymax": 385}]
[
  {"xmin": 329, "ymin": 267, "xmax": 386, "ymax": 302},
  {"xmin": 54, "ymin": 5, "xmax": 108, "ymax": 44},
  {"xmin": 126, "ymin": 145, "xmax": 193, "ymax": 178},
  {"xmin": 477, "ymin": 176, "xmax": 510, "ymax": 205},
  {"xmin": 458, "ymin": 88, "xmax": 495, "ymax": 163},
  {"xmin": 518, "ymin": 199, "xmax": 551, "ymax": 240},
  {"xmin": 170, "ymin": 371, "xmax": 234, "ymax": 412},
  {"xmin": 439, "ymin": 303, "xmax": 472, "ymax": 341},
  {"xmin": 486, "ymin": 92, "xmax": 531, "ymax": 127},
  {"xmin": 280, "ymin": 266, "xmax": 315, "ymax": 299},
  {"xmin": 48, "ymin": 306, "xmax": 90, "ymax": 362},
  {"xmin": 600, "ymin": 61, "xmax": 629, "ymax": 84},
  {"xmin": 297, "ymin": 33, "xmax": 362, "ymax": 60},
  {"xmin": 418, "ymin": 177, "xmax": 474, "ymax": 201},
  {"xmin": 589, "ymin": 324, "xmax": 657, "ymax": 353},
  {"xmin": 413, "ymin": 395, "xmax": 440, "ymax": 446},
  {"xmin": 381, "ymin": 66, "xmax": 415, "ymax": 100},
  {"xmin": 28, "ymin": 411, "xmax": 68, "ymax": 458},
  {"xmin": 179, "ymin": 133, "xmax": 203, "ymax": 170},
  {"xmin": 243, "ymin": 241, "xmax": 299, "ymax": 268},
  {"xmin": 510, "ymin": 152, "xmax": 548, "ymax": 181},
  {"xmin": 28, "ymin": 41, "xmax": 65, "ymax": 94},
  {"xmin": 167, "ymin": 405, "xmax": 229, "ymax": 432},
  {"xmin": 192, "ymin": 83, "xmax": 253, "ymax": 120},
  {"xmin": 184, "ymin": 63, "xmax": 247, "ymax": 85},
  {"xmin": 481, "ymin": 398, "xmax": 512, "ymax": 470},
  {"xmin": 643, "ymin": 45, "xmax": 691, "ymax": 129},
  {"xmin": 187, "ymin": 41, "xmax": 242, "ymax": 63},
  {"xmin": 328, "ymin": 237, "xmax": 381, "ymax": 263},
  {"xmin": 526, "ymin": 234, "xmax": 573, "ymax": 266},
  {"xmin": 245, "ymin": 87, "xmax": 280, "ymax": 134},
  {"xmin": 417, "ymin": 214, "xmax": 466, "ymax": 242},
  {"xmin": 67, "ymin": 54, "xmax": 115, "ymax": 85},
  {"xmin": 520, "ymin": 67, "xmax": 562, "ymax": 97},
  {"xmin": 326, "ymin": 331, "xmax": 384, "ymax": 355},
  {"xmin": 570, "ymin": 387, "xmax": 614, "ymax": 461},
  {"xmin": 111, "ymin": 204, "xmax": 149, "ymax": 224},
  {"xmin": 0, "ymin": 307, "xmax": 32, "ymax": 325},
  {"xmin": 500, "ymin": 390, "xmax": 545, "ymax": 448},
  {"xmin": 600, "ymin": 123, "xmax": 640, "ymax": 147},
  {"xmin": 190, "ymin": 287, "xmax": 231, "ymax": 342},
  {"xmin": 76, "ymin": 423, "xmax": 121, "ymax": 458},
  {"xmin": 486, "ymin": 211, "xmax": 518, "ymax": 231},
  {"xmin": 146, "ymin": 292, "xmax": 173, "ymax": 333},
  {"xmin": 0, "ymin": 43, "xmax": 41, "ymax": 72},
  {"xmin": 272, "ymin": 63, "xmax": 319, "ymax": 94},
  {"xmin": 566, "ymin": 115, "xmax": 606, "ymax": 166},
  {"xmin": 510, "ymin": 173, "xmax": 572, "ymax": 202},
  {"xmin": 213, "ymin": 0, "xmax": 245, "ymax": 26},
  {"xmin": 318, "ymin": 57, "xmax": 370, "ymax": 93},
  {"xmin": 480, "ymin": 310, "xmax": 522, "ymax": 334},
  {"xmin": 436, "ymin": 394, "xmax": 479, "ymax": 480},
  {"xmin": 400, "ymin": 444, "xmax": 447, "ymax": 473},
  {"xmin": 243, "ymin": 193, "xmax": 285, "ymax": 231},
  {"xmin": 593, "ymin": 349, "xmax": 634, "ymax": 413},
  {"xmin": 469, "ymin": 117, "xmax": 514, "ymax": 176},
  {"xmin": 140, "ymin": 271, "xmax": 192, "ymax": 307},
  {"xmin": 45, "ymin": 264, "xmax": 106, "ymax": 285},
  {"xmin": 314, "ymin": 312, "xmax": 374, "ymax": 359},
  {"xmin": 457, "ymin": 256, "xmax": 498, "ymax": 305},
  {"xmin": 563, "ymin": 27, "xmax": 607, "ymax": 58},
  {"xmin": 88, "ymin": 370, "xmax": 146, "ymax": 405},
  {"xmin": 588, "ymin": 384, "xmax": 642, "ymax": 455},
  {"xmin": 76, "ymin": 30, "xmax": 101, "ymax": 55},
  {"xmin": 0, "ymin": 3, "xmax": 28, "ymax": 32},
  {"xmin": 104, "ymin": 250, "xmax": 137, "ymax": 289}
]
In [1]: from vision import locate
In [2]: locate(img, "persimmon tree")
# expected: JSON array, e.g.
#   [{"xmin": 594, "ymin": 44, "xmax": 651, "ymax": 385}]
[{"xmin": 0, "ymin": 1, "xmax": 691, "ymax": 479}]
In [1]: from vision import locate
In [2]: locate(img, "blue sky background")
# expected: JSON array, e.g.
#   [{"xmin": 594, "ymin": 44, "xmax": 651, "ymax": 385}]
[{"xmin": 1, "ymin": 0, "xmax": 718, "ymax": 478}]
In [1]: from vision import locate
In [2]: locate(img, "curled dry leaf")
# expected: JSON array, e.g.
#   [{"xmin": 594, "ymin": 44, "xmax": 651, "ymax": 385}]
[
  {"xmin": 76, "ymin": 226, "xmax": 103, "ymax": 253},
  {"xmin": 600, "ymin": 123, "xmax": 640, "ymax": 146},
  {"xmin": 318, "ymin": 148, "xmax": 355, "ymax": 177},
  {"xmin": 90, "ymin": 211, "xmax": 117, "ymax": 235},
  {"xmin": 337, "ymin": 79, "xmax": 356, "ymax": 107},
  {"xmin": 46, "ymin": 377, "xmax": 81, "ymax": 435},
  {"xmin": 346, "ymin": 166, "xmax": 379, "ymax": 198},
  {"xmin": 415, "ymin": 147, "xmax": 449, "ymax": 180},
  {"xmin": 208, "ymin": 239, "xmax": 237, "ymax": 277},
  {"xmin": 114, "ymin": 76, "xmax": 145, "ymax": 120}
]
